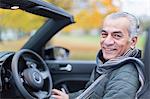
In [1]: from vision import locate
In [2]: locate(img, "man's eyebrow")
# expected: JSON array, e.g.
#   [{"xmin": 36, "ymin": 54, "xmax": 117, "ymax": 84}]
[
  {"xmin": 101, "ymin": 29, "xmax": 107, "ymax": 33},
  {"xmin": 113, "ymin": 31, "xmax": 122, "ymax": 34}
]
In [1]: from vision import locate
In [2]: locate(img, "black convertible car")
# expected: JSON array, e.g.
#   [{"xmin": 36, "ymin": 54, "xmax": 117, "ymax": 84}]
[{"xmin": 0, "ymin": 0, "xmax": 149, "ymax": 99}]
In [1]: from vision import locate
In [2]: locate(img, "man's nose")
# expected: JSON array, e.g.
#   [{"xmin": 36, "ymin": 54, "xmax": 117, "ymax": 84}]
[{"xmin": 103, "ymin": 35, "xmax": 115, "ymax": 46}]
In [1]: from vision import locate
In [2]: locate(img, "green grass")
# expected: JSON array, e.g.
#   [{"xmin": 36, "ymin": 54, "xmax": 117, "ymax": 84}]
[{"xmin": 52, "ymin": 34, "xmax": 99, "ymax": 60}]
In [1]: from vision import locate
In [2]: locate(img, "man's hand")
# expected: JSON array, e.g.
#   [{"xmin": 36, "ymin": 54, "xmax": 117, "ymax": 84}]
[{"xmin": 51, "ymin": 89, "xmax": 69, "ymax": 99}]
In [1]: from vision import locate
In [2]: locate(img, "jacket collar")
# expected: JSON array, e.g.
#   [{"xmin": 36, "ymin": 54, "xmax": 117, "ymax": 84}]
[{"xmin": 96, "ymin": 48, "xmax": 141, "ymax": 64}]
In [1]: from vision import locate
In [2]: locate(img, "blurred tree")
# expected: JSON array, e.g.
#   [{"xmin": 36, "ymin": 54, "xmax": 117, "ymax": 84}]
[
  {"xmin": 0, "ymin": 0, "xmax": 118, "ymax": 34},
  {"xmin": 74, "ymin": 9, "xmax": 103, "ymax": 30},
  {"xmin": 0, "ymin": 9, "xmax": 44, "ymax": 33},
  {"xmin": 63, "ymin": 0, "xmax": 119, "ymax": 33},
  {"xmin": 47, "ymin": 0, "xmax": 73, "ymax": 11},
  {"xmin": 0, "ymin": 0, "xmax": 73, "ymax": 33},
  {"xmin": 100, "ymin": 0, "xmax": 119, "ymax": 14}
]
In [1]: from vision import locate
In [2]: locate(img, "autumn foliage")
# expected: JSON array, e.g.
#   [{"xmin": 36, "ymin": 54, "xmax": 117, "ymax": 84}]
[
  {"xmin": 0, "ymin": 0, "xmax": 119, "ymax": 33},
  {"xmin": 64, "ymin": 0, "xmax": 119, "ymax": 32}
]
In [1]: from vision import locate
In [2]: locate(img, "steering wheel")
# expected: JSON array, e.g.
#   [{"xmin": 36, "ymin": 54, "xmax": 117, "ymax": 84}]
[{"xmin": 11, "ymin": 49, "xmax": 52, "ymax": 99}]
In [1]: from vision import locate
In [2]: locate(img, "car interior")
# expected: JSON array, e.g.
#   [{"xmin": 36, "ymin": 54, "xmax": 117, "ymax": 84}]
[{"xmin": 0, "ymin": 0, "xmax": 149, "ymax": 99}]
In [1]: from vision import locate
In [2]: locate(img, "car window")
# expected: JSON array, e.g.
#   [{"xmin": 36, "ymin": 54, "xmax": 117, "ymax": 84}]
[
  {"xmin": 0, "ymin": 9, "xmax": 46, "ymax": 52},
  {"xmin": 50, "ymin": 31, "xmax": 100, "ymax": 60}
]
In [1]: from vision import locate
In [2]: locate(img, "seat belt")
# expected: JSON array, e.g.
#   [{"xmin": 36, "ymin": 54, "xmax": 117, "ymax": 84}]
[{"xmin": 76, "ymin": 74, "xmax": 107, "ymax": 99}]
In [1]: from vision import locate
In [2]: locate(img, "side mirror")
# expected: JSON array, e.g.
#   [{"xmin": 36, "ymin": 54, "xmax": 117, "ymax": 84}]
[{"xmin": 44, "ymin": 46, "xmax": 70, "ymax": 60}]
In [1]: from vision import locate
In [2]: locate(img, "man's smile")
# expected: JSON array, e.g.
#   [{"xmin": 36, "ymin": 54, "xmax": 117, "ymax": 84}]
[{"xmin": 103, "ymin": 47, "xmax": 117, "ymax": 53}]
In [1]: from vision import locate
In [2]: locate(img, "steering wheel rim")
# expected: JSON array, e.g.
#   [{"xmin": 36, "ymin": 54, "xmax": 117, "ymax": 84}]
[{"xmin": 11, "ymin": 49, "xmax": 52, "ymax": 99}]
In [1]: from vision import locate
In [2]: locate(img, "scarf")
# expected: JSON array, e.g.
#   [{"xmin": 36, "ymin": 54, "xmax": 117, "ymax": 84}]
[{"xmin": 96, "ymin": 48, "xmax": 142, "ymax": 74}]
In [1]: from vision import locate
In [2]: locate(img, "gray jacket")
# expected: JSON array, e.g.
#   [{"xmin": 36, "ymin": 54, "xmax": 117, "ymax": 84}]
[{"xmin": 69, "ymin": 49, "xmax": 145, "ymax": 99}]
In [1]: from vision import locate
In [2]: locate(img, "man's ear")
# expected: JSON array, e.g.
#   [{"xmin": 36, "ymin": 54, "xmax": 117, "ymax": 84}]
[{"xmin": 130, "ymin": 37, "xmax": 137, "ymax": 49}]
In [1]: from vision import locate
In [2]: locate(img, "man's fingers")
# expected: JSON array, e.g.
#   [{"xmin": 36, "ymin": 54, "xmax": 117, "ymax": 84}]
[
  {"xmin": 51, "ymin": 89, "xmax": 69, "ymax": 99},
  {"xmin": 51, "ymin": 95, "xmax": 62, "ymax": 99},
  {"xmin": 52, "ymin": 89, "xmax": 64, "ymax": 95}
]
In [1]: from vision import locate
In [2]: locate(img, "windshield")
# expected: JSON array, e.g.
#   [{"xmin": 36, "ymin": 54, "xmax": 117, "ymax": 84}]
[{"xmin": 0, "ymin": 9, "xmax": 46, "ymax": 51}]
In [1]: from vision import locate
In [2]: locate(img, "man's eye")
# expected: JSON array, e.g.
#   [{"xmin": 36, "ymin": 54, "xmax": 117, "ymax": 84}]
[
  {"xmin": 113, "ymin": 34, "xmax": 122, "ymax": 39},
  {"xmin": 101, "ymin": 33, "xmax": 108, "ymax": 38}
]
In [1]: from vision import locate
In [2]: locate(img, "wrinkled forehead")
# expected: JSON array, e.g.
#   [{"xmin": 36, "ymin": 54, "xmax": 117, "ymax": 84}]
[{"xmin": 102, "ymin": 17, "xmax": 130, "ymax": 31}]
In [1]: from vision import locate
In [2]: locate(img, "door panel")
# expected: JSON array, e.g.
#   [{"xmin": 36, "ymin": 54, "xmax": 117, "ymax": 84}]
[{"xmin": 46, "ymin": 60, "xmax": 96, "ymax": 93}]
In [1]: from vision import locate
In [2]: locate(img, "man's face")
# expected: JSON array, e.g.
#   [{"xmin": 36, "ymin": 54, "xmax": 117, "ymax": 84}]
[{"xmin": 100, "ymin": 17, "xmax": 137, "ymax": 60}]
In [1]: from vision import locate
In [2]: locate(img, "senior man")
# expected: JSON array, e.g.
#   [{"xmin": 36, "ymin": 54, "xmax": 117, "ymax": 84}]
[{"xmin": 51, "ymin": 12, "xmax": 145, "ymax": 99}]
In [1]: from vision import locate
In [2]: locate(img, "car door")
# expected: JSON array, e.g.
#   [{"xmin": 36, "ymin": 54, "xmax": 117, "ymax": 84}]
[{"xmin": 46, "ymin": 60, "xmax": 96, "ymax": 93}]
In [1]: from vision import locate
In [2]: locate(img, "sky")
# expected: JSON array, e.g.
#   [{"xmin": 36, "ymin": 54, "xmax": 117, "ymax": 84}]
[
  {"xmin": 119, "ymin": 0, "xmax": 150, "ymax": 16},
  {"xmin": 72, "ymin": 0, "xmax": 150, "ymax": 17}
]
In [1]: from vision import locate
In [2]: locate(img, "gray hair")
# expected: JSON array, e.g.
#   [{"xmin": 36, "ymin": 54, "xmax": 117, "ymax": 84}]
[{"xmin": 106, "ymin": 12, "xmax": 140, "ymax": 37}]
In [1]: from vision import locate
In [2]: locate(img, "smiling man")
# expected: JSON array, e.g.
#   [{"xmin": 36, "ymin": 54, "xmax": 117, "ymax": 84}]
[
  {"xmin": 100, "ymin": 14, "xmax": 137, "ymax": 60},
  {"xmin": 51, "ymin": 12, "xmax": 145, "ymax": 99}
]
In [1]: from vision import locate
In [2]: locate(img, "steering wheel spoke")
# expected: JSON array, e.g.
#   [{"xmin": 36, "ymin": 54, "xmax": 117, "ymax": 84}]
[
  {"xmin": 33, "ymin": 90, "xmax": 49, "ymax": 99},
  {"xmin": 40, "ymin": 70, "xmax": 50, "ymax": 79}
]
